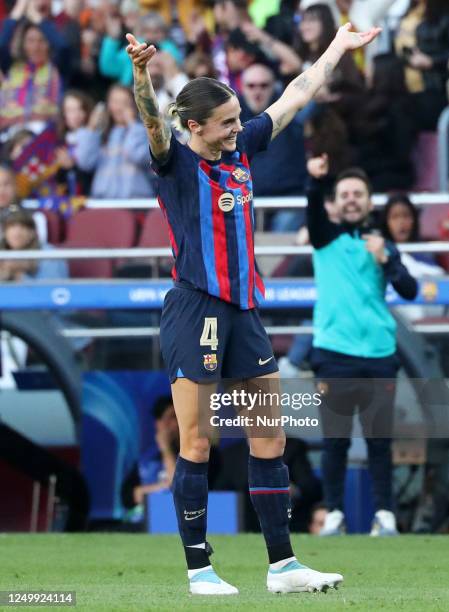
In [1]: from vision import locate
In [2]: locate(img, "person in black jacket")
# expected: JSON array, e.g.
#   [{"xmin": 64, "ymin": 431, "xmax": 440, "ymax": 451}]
[
  {"xmin": 354, "ymin": 53, "xmax": 415, "ymax": 192},
  {"xmin": 306, "ymin": 154, "xmax": 418, "ymax": 537},
  {"xmin": 399, "ymin": 0, "xmax": 449, "ymax": 131}
]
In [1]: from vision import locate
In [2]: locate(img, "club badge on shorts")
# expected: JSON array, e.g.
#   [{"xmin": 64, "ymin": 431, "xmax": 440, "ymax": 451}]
[
  {"xmin": 203, "ymin": 354, "xmax": 218, "ymax": 372},
  {"xmin": 232, "ymin": 167, "xmax": 250, "ymax": 183}
]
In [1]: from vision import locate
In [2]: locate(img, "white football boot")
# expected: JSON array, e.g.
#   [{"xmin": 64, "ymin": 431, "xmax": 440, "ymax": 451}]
[
  {"xmin": 188, "ymin": 566, "xmax": 239, "ymax": 595},
  {"xmin": 267, "ymin": 558, "xmax": 343, "ymax": 594}
]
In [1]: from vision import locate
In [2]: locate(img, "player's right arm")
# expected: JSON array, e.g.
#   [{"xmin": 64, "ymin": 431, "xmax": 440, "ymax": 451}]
[{"xmin": 125, "ymin": 33, "xmax": 171, "ymax": 162}]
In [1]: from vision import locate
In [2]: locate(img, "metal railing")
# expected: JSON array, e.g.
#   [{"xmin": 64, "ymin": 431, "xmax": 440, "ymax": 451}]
[
  {"xmin": 1, "ymin": 241, "xmax": 449, "ymax": 260},
  {"xmin": 23, "ymin": 192, "xmax": 449, "ymax": 211},
  {"xmin": 59, "ymin": 323, "xmax": 449, "ymax": 339}
]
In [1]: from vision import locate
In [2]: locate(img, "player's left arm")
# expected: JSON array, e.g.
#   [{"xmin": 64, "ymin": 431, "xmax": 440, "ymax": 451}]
[{"xmin": 266, "ymin": 23, "xmax": 381, "ymax": 140}]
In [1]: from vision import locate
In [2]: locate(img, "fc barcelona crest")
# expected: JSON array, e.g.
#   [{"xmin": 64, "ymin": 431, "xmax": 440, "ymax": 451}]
[
  {"xmin": 203, "ymin": 354, "xmax": 218, "ymax": 372},
  {"xmin": 232, "ymin": 167, "xmax": 250, "ymax": 183}
]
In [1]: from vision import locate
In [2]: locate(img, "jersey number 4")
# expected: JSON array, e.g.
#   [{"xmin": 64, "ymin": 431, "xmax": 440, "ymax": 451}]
[{"xmin": 200, "ymin": 317, "xmax": 218, "ymax": 351}]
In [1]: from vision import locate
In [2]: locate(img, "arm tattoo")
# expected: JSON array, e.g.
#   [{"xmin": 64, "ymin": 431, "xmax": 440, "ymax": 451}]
[
  {"xmin": 133, "ymin": 69, "xmax": 160, "ymax": 125},
  {"xmin": 272, "ymin": 112, "xmax": 287, "ymax": 138},
  {"xmin": 293, "ymin": 74, "xmax": 311, "ymax": 91},
  {"xmin": 324, "ymin": 61, "xmax": 334, "ymax": 81},
  {"xmin": 133, "ymin": 68, "xmax": 170, "ymax": 155}
]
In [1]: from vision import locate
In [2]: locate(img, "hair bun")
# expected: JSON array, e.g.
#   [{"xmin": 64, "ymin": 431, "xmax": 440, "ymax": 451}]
[
  {"xmin": 166, "ymin": 102, "xmax": 184, "ymax": 132},
  {"xmin": 166, "ymin": 102, "xmax": 179, "ymax": 118}
]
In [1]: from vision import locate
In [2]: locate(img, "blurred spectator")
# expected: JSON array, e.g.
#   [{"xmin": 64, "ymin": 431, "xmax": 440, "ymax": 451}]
[
  {"xmin": 240, "ymin": 64, "xmax": 315, "ymax": 196},
  {"xmin": 208, "ymin": 0, "xmax": 254, "ymax": 83},
  {"xmin": 354, "ymin": 53, "xmax": 415, "ymax": 191},
  {"xmin": 0, "ymin": 207, "xmax": 67, "ymax": 280},
  {"xmin": 309, "ymin": 503, "xmax": 327, "ymax": 534},
  {"xmin": 380, "ymin": 193, "xmax": 445, "ymax": 321},
  {"xmin": 239, "ymin": 20, "xmax": 301, "ymax": 79},
  {"xmin": 0, "ymin": 163, "xmax": 47, "ymax": 241},
  {"xmin": 301, "ymin": 1, "xmax": 397, "ymax": 61},
  {"xmin": 395, "ymin": 0, "xmax": 427, "ymax": 93},
  {"xmin": 75, "ymin": 84, "xmax": 155, "ymax": 198},
  {"xmin": 295, "ymin": 3, "xmax": 338, "ymax": 69},
  {"xmin": 306, "ymin": 105, "xmax": 353, "ymax": 176},
  {"xmin": 53, "ymin": 0, "xmax": 83, "ymax": 86},
  {"xmin": 0, "ymin": 4, "xmax": 69, "ymax": 135},
  {"xmin": 293, "ymin": 3, "xmax": 365, "ymax": 122},
  {"xmin": 225, "ymin": 27, "xmax": 269, "ymax": 94},
  {"xmin": 138, "ymin": 0, "xmax": 210, "ymax": 36},
  {"xmin": 74, "ymin": 1, "xmax": 113, "ymax": 99},
  {"xmin": 132, "ymin": 396, "xmax": 179, "ymax": 506},
  {"xmin": 396, "ymin": 0, "xmax": 449, "ymax": 131},
  {"xmin": 184, "ymin": 50, "xmax": 217, "ymax": 79},
  {"xmin": 99, "ymin": 11, "xmax": 182, "ymax": 87},
  {"xmin": 265, "ymin": 0, "xmax": 298, "ymax": 46},
  {"xmin": 239, "ymin": 63, "xmax": 314, "ymax": 230},
  {"xmin": 56, "ymin": 89, "xmax": 95, "ymax": 195}
]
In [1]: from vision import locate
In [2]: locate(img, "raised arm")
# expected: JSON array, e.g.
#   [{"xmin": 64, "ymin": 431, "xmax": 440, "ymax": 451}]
[
  {"xmin": 125, "ymin": 33, "xmax": 171, "ymax": 162},
  {"xmin": 266, "ymin": 23, "xmax": 381, "ymax": 140}
]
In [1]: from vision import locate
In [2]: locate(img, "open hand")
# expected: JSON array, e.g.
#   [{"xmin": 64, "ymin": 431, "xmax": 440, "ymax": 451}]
[
  {"xmin": 126, "ymin": 32, "xmax": 157, "ymax": 71},
  {"xmin": 334, "ymin": 22, "xmax": 382, "ymax": 53}
]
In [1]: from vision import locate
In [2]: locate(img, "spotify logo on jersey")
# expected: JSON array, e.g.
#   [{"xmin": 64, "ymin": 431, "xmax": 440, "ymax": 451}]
[{"xmin": 218, "ymin": 192, "xmax": 235, "ymax": 212}]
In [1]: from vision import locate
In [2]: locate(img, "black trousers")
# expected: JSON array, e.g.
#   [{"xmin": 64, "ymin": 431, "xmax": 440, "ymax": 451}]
[{"xmin": 311, "ymin": 348, "xmax": 399, "ymax": 512}]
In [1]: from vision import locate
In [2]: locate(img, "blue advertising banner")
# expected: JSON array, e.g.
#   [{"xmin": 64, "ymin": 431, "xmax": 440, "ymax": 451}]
[{"xmin": 0, "ymin": 278, "xmax": 448, "ymax": 310}]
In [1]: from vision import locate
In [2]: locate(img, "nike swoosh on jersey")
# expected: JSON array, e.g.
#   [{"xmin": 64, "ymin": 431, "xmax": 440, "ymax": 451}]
[{"xmin": 259, "ymin": 356, "xmax": 274, "ymax": 366}]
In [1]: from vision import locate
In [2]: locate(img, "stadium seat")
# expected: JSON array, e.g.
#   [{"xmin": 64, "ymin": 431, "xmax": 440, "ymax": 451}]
[
  {"xmin": 39, "ymin": 209, "xmax": 64, "ymax": 244},
  {"xmin": 138, "ymin": 209, "xmax": 171, "ymax": 248},
  {"xmin": 420, "ymin": 204, "xmax": 449, "ymax": 240},
  {"xmin": 119, "ymin": 209, "xmax": 172, "ymax": 278},
  {"xmin": 437, "ymin": 217, "xmax": 449, "ymax": 271},
  {"xmin": 412, "ymin": 132, "xmax": 439, "ymax": 192},
  {"xmin": 62, "ymin": 209, "xmax": 137, "ymax": 278}
]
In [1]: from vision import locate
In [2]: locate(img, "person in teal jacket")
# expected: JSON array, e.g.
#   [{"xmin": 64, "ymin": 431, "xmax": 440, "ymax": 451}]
[
  {"xmin": 307, "ymin": 154, "xmax": 418, "ymax": 537},
  {"xmin": 99, "ymin": 12, "xmax": 182, "ymax": 87}
]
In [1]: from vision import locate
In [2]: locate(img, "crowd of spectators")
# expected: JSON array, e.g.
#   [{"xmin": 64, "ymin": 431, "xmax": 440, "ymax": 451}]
[{"xmin": 0, "ymin": 0, "xmax": 447, "ymax": 222}]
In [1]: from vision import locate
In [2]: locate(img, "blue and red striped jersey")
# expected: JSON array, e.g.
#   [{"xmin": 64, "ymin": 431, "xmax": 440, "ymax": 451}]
[{"xmin": 150, "ymin": 112, "xmax": 273, "ymax": 310}]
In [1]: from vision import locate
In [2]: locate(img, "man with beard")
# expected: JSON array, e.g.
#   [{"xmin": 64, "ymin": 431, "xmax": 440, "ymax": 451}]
[
  {"xmin": 306, "ymin": 154, "xmax": 418, "ymax": 536},
  {"xmin": 239, "ymin": 63, "xmax": 316, "ymax": 230}
]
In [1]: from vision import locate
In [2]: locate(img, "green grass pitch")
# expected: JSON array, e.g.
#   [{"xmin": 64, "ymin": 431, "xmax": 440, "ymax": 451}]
[{"xmin": 1, "ymin": 534, "xmax": 448, "ymax": 611}]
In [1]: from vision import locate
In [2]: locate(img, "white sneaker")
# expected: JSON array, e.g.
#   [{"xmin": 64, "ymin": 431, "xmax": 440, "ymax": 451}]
[
  {"xmin": 319, "ymin": 509, "xmax": 346, "ymax": 536},
  {"xmin": 370, "ymin": 510, "xmax": 399, "ymax": 537},
  {"xmin": 188, "ymin": 566, "xmax": 239, "ymax": 595},
  {"xmin": 267, "ymin": 559, "xmax": 343, "ymax": 594}
]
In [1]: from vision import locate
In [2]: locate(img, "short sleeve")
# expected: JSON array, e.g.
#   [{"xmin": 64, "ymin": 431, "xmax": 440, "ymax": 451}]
[
  {"xmin": 238, "ymin": 112, "xmax": 273, "ymax": 160},
  {"xmin": 149, "ymin": 132, "xmax": 179, "ymax": 176}
]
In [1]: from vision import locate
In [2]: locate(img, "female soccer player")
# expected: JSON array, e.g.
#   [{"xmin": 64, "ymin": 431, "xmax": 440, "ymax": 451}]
[{"xmin": 126, "ymin": 23, "xmax": 380, "ymax": 596}]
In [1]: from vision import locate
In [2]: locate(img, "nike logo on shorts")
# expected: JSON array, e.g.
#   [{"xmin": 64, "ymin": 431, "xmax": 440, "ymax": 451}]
[
  {"xmin": 184, "ymin": 509, "xmax": 206, "ymax": 521},
  {"xmin": 259, "ymin": 356, "xmax": 274, "ymax": 366}
]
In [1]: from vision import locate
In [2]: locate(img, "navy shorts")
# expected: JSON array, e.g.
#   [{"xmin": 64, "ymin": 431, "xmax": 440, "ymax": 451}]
[{"xmin": 160, "ymin": 283, "xmax": 278, "ymax": 383}]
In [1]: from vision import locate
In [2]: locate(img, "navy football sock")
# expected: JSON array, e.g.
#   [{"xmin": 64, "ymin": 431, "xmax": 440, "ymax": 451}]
[
  {"xmin": 248, "ymin": 455, "xmax": 294, "ymax": 564},
  {"xmin": 172, "ymin": 456, "xmax": 210, "ymax": 569}
]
